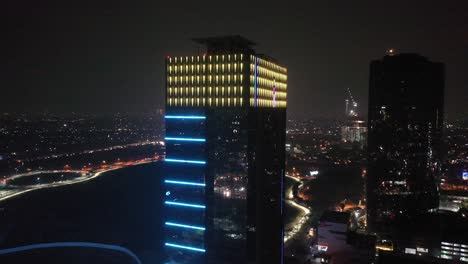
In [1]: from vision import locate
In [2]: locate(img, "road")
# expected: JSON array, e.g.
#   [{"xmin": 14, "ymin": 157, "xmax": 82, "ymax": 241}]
[
  {"xmin": 0, "ymin": 158, "xmax": 159, "ymax": 202},
  {"xmin": 284, "ymin": 175, "xmax": 311, "ymax": 243}
]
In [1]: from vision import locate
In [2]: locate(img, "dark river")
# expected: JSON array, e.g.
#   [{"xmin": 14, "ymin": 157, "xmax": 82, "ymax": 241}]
[{"xmin": 0, "ymin": 162, "xmax": 164, "ymax": 264}]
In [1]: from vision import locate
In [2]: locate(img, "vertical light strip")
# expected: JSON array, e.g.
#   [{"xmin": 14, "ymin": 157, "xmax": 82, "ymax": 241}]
[
  {"xmin": 281, "ymin": 169, "xmax": 284, "ymax": 264},
  {"xmin": 273, "ymin": 78, "xmax": 277, "ymax": 108},
  {"xmin": 254, "ymin": 57, "xmax": 259, "ymax": 107}
]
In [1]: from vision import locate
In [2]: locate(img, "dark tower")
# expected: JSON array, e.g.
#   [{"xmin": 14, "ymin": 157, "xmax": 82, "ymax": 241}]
[
  {"xmin": 164, "ymin": 36, "xmax": 287, "ymax": 264},
  {"xmin": 367, "ymin": 53, "xmax": 444, "ymax": 234}
]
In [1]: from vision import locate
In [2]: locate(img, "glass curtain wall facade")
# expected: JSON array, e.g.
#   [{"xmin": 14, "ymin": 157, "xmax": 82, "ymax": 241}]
[
  {"xmin": 164, "ymin": 36, "xmax": 287, "ymax": 264},
  {"xmin": 367, "ymin": 53, "xmax": 444, "ymax": 234}
]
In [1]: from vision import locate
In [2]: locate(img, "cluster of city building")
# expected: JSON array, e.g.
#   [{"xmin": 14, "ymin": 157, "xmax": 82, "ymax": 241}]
[
  {"xmin": 0, "ymin": 112, "xmax": 164, "ymax": 176},
  {"xmin": 162, "ymin": 36, "xmax": 467, "ymax": 264},
  {"xmin": 1, "ymin": 35, "xmax": 467, "ymax": 264}
]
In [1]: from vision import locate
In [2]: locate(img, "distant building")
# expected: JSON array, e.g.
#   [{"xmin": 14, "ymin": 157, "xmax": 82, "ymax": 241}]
[
  {"xmin": 341, "ymin": 88, "xmax": 367, "ymax": 148},
  {"xmin": 376, "ymin": 210, "xmax": 468, "ymax": 263},
  {"xmin": 367, "ymin": 53, "xmax": 445, "ymax": 234},
  {"xmin": 341, "ymin": 119, "xmax": 367, "ymax": 148},
  {"xmin": 164, "ymin": 36, "xmax": 287, "ymax": 264}
]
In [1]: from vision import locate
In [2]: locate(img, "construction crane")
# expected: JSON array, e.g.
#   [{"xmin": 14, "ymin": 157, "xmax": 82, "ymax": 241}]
[{"xmin": 345, "ymin": 88, "xmax": 358, "ymax": 117}]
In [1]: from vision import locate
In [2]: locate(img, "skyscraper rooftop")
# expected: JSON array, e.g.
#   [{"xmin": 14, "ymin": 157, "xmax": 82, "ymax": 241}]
[{"xmin": 192, "ymin": 35, "xmax": 256, "ymax": 54}]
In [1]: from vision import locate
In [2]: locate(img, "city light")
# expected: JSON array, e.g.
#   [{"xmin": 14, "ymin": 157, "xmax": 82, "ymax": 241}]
[
  {"xmin": 165, "ymin": 243, "xmax": 206, "ymax": 253},
  {"xmin": 164, "ymin": 201, "xmax": 206, "ymax": 209},
  {"xmin": 165, "ymin": 222, "xmax": 205, "ymax": 231},
  {"xmin": 165, "ymin": 180, "xmax": 206, "ymax": 187},
  {"xmin": 165, "ymin": 158, "xmax": 206, "ymax": 165},
  {"xmin": 165, "ymin": 137, "xmax": 206, "ymax": 142}
]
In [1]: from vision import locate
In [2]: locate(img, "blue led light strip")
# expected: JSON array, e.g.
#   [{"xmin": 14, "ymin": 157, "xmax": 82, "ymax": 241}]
[
  {"xmin": 165, "ymin": 222, "xmax": 206, "ymax": 231},
  {"xmin": 165, "ymin": 243, "xmax": 206, "ymax": 253},
  {"xmin": 165, "ymin": 180, "xmax": 206, "ymax": 187},
  {"xmin": 165, "ymin": 201, "xmax": 206, "ymax": 209},
  {"xmin": 165, "ymin": 158, "xmax": 206, "ymax": 165},
  {"xmin": 165, "ymin": 137, "xmax": 206, "ymax": 142},
  {"xmin": 165, "ymin": 115, "xmax": 206, "ymax": 119}
]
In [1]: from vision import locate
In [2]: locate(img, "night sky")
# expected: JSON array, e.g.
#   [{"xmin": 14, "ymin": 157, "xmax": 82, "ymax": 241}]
[{"xmin": 2, "ymin": 1, "xmax": 467, "ymax": 119}]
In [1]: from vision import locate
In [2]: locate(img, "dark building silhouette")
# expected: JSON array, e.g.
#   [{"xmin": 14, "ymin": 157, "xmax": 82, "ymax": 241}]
[
  {"xmin": 163, "ymin": 36, "xmax": 287, "ymax": 264},
  {"xmin": 367, "ymin": 53, "xmax": 445, "ymax": 234}
]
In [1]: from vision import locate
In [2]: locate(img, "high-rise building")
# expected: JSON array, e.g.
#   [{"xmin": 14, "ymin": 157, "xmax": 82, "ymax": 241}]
[
  {"xmin": 367, "ymin": 52, "xmax": 445, "ymax": 234},
  {"xmin": 341, "ymin": 119, "xmax": 367, "ymax": 148},
  {"xmin": 341, "ymin": 89, "xmax": 367, "ymax": 149},
  {"xmin": 163, "ymin": 36, "xmax": 287, "ymax": 264}
]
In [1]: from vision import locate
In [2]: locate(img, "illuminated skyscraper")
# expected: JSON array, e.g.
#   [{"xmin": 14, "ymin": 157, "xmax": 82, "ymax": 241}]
[
  {"xmin": 163, "ymin": 36, "xmax": 287, "ymax": 264},
  {"xmin": 341, "ymin": 119, "xmax": 367, "ymax": 148},
  {"xmin": 367, "ymin": 53, "xmax": 444, "ymax": 234},
  {"xmin": 341, "ymin": 88, "xmax": 367, "ymax": 149}
]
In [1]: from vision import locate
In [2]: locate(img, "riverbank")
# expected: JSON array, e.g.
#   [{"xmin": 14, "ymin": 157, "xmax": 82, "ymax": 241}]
[{"xmin": 0, "ymin": 162, "xmax": 164, "ymax": 264}]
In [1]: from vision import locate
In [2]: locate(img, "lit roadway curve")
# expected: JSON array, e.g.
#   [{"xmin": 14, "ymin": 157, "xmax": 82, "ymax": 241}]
[
  {"xmin": 0, "ymin": 159, "xmax": 158, "ymax": 202},
  {"xmin": 284, "ymin": 174, "xmax": 311, "ymax": 243}
]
